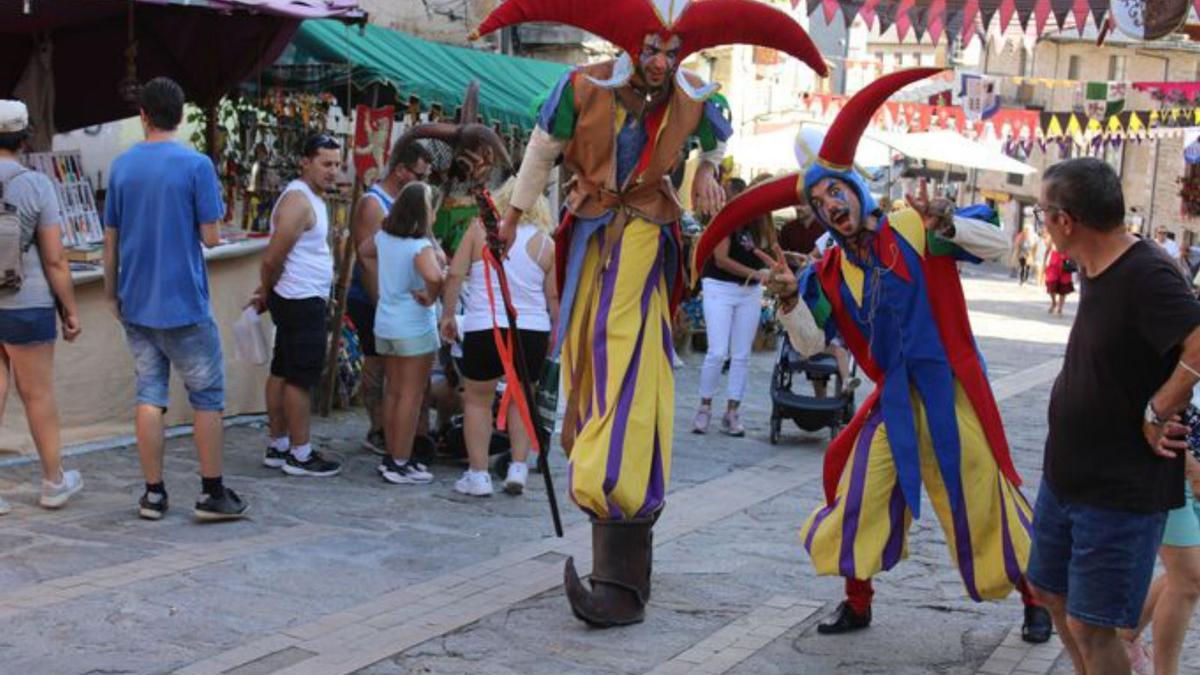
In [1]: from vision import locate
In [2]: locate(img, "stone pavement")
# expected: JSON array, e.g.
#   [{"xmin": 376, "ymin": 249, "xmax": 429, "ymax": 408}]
[{"xmin": 0, "ymin": 267, "xmax": 1196, "ymax": 674}]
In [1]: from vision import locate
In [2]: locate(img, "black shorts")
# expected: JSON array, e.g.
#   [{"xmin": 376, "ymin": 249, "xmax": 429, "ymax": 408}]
[
  {"xmin": 268, "ymin": 291, "xmax": 328, "ymax": 389},
  {"xmin": 346, "ymin": 298, "xmax": 377, "ymax": 357},
  {"xmin": 456, "ymin": 329, "xmax": 549, "ymax": 382}
]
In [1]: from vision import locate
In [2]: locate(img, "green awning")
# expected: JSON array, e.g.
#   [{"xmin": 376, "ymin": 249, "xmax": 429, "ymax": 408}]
[{"xmin": 289, "ymin": 20, "xmax": 569, "ymax": 130}]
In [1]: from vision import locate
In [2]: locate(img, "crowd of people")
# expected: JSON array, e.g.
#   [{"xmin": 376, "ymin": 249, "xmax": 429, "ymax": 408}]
[{"xmin": 2, "ymin": 65, "xmax": 1200, "ymax": 672}]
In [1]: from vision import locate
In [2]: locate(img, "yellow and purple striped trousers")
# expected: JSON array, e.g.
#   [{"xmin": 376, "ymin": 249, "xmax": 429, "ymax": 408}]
[
  {"xmin": 800, "ymin": 383, "xmax": 1033, "ymax": 601},
  {"xmin": 562, "ymin": 217, "xmax": 673, "ymax": 521}
]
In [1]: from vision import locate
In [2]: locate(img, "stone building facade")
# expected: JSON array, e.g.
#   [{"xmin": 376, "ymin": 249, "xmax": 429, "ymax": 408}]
[{"xmin": 977, "ymin": 31, "xmax": 1200, "ymax": 247}]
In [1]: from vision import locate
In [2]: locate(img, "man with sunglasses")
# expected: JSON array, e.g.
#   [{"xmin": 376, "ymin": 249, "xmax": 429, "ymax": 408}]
[
  {"xmin": 346, "ymin": 139, "xmax": 433, "ymax": 457},
  {"xmin": 253, "ymin": 134, "xmax": 343, "ymax": 478},
  {"xmin": 1027, "ymin": 157, "xmax": 1200, "ymax": 675}
]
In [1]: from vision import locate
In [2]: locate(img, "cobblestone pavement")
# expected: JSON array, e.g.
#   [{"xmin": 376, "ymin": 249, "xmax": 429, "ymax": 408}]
[{"xmin": 0, "ymin": 266, "xmax": 1196, "ymax": 674}]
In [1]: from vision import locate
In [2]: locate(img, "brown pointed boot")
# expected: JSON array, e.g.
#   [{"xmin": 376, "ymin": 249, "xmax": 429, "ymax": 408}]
[{"xmin": 564, "ymin": 516, "xmax": 653, "ymax": 627}]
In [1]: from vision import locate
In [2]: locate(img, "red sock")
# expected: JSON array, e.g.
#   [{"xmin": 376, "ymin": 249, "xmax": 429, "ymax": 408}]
[
  {"xmin": 1017, "ymin": 577, "xmax": 1038, "ymax": 608},
  {"xmin": 845, "ymin": 578, "xmax": 874, "ymax": 614}
]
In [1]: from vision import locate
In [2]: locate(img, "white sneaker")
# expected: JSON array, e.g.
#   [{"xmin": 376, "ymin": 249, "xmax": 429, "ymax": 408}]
[
  {"xmin": 0, "ymin": 496, "xmax": 10, "ymax": 515},
  {"xmin": 504, "ymin": 462, "xmax": 529, "ymax": 495},
  {"xmin": 720, "ymin": 409, "xmax": 746, "ymax": 437},
  {"xmin": 454, "ymin": 470, "xmax": 493, "ymax": 497},
  {"xmin": 40, "ymin": 469, "xmax": 83, "ymax": 509}
]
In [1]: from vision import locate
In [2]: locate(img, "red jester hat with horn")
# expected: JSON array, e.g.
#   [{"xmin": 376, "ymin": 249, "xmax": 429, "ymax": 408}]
[{"xmin": 473, "ymin": 0, "xmax": 828, "ymax": 97}]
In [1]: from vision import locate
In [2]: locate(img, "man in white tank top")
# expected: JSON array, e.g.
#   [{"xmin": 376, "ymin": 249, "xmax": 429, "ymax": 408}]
[{"xmin": 252, "ymin": 134, "xmax": 341, "ymax": 478}]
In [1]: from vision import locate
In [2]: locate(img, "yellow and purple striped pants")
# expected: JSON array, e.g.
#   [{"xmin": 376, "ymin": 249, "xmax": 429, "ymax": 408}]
[
  {"xmin": 562, "ymin": 218, "xmax": 673, "ymax": 521},
  {"xmin": 800, "ymin": 383, "xmax": 1033, "ymax": 601}
]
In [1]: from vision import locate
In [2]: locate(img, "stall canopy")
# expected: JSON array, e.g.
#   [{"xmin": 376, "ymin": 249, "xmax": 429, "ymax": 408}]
[
  {"xmin": 285, "ymin": 20, "xmax": 570, "ymax": 130},
  {"xmin": 878, "ymin": 130, "xmax": 1038, "ymax": 175},
  {"xmin": 0, "ymin": 0, "xmax": 364, "ymax": 134}
]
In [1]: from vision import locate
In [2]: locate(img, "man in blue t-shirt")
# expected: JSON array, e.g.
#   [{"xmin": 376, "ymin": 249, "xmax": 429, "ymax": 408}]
[{"xmin": 103, "ymin": 77, "xmax": 247, "ymax": 523}]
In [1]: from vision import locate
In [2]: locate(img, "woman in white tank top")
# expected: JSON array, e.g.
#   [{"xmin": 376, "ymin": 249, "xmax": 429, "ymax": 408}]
[{"xmin": 439, "ymin": 179, "xmax": 559, "ymax": 497}]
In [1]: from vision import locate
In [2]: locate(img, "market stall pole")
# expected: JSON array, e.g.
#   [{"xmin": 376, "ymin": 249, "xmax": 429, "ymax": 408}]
[
  {"xmin": 318, "ymin": 103, "xmax": 394, "ymax": 416},
  {"xmin": 318, "ymin": 179, "xmax": 363, "ymax": 417}
]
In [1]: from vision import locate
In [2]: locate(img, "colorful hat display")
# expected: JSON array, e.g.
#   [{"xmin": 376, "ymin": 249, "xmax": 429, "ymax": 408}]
[
  {"xmin": 471, "ymin": 0, "xmax": 828, "ymax": 82},
  {"xmin": 696, "ymin": 68, "xmax": 943, "ymax": 269}
]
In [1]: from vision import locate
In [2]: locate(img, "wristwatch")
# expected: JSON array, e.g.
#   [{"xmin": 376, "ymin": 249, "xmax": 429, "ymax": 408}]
[{"xmin": 1145, "ymin": 401, "xmax": 1167, "ymax": 427}]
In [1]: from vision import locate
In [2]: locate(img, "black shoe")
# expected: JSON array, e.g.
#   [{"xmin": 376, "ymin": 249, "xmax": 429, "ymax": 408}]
[
  {"xmin": 263, "ymin": 445, "xmax": 289, "ymax": 469},
  {"xmin": 1021, "ymin": 605, "xmax": 1052, "ymax": 644},
  {"xmin": 194, "ymin": 488, "xmax": 249, "ymax": 522},
  {"xmin": 361, "ymin": 429, "xmax": 387, "ymax": 456},
  {"xmin": 138, "ymin": 490, "xmax": 168, "ymax": 521},
  {"xmin": 282, "ymin": 451, "xmax": 341, "ymax": 477},
  {"xmin": 816, "ymin": 602, "xmax": 872, "ymax": 635},
  {"xmin": 378, "ymin": 456, "xmax": 433, "ymax": 484}
]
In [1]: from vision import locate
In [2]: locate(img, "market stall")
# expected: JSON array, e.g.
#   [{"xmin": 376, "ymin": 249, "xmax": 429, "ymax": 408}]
[
  {"xmin": 0, "ymin": 240, "xmax": 270, "ymax": 455},
  {"xmin": 0, "ymin": 0, "xmax": 364, "ymax": 456}
]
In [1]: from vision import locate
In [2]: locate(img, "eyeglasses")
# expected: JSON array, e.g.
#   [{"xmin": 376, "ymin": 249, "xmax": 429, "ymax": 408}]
[{"xmin": 1033, "ymin": 204, "xmax": 1068, "ymax": 226}]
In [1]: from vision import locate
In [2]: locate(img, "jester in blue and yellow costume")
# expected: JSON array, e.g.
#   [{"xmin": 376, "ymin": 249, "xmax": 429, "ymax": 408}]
[
  {"xmin": 696, "ymin": 69, "xmax": 1051, "ymax": 641},
  {"xmin": 472, "ymin": 0, "xmax": 826, "ymax": 627}
]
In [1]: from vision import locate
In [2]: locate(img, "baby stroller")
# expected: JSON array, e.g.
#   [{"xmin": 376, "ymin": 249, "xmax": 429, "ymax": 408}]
[{"xmin": 769, "ymin": 338, "xmax": 858, "ymax": 444}]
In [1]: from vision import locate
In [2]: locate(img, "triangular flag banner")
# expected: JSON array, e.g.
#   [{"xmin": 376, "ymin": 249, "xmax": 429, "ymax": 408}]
[
  {"xmin": 998, "ymin": 0, "xmax": 1017, "ymax": 33},
  {"xmin": 1033, "ymin": 0, "xmax": 1052, "ymax": 35},
  {"xmin": 794, "ymin": 0, "xmax": 1188, "ymax": 44},
  {"xmin": 1049, "ymin": 0, "xmax": 1072, "ymax": 29},
  {"xmin": 839, "ymin": 0, "xmax": 866, "ymax": 27},
  {"xmin": 959, "ymin": 0, "xmax": 979, "ymax": 43},
  {"xmin": 895, "ymin": 0, "xmax": 915, "ymax": 40},
  {"xmin": 1071, "ymin": 0, "xmax": 1090, "ymax": 34},
  {"xmin": 823, "ymin": 0, "xmax": 840, "ymax": 24},
  {"xmin": 860, "ymin": 0, "xmax": 880, "ymax": 28},
  {"xmin": 927, "ymin": 0, "xmax": 947, "ymax": 43}
]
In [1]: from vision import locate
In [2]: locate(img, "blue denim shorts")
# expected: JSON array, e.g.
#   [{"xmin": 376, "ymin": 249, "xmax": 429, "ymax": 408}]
[
  {"xmin": 0, "ymin": 307, "xmax": 56, "ymax": 345},
  {"xmin": 1027, "ymin": 478, "xmax": 1166, "ymax": 629},
  {"xmin": 122, "ymin": 318, "xmax": 225, "ymax": 411}
]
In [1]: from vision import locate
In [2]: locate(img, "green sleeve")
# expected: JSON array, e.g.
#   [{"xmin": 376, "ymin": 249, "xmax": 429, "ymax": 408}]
[
  {"xmin": 694, "ymin": 93, "xmax": 731, "ymax": 152},
  {"xmin": 927, "ymin": 231, "xmax": 959, "ymax": 257}
]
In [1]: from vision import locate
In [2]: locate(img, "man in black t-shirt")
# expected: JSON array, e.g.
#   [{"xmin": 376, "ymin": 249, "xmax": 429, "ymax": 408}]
[{"xmin": 1027, "ymin": 158, "xmax": 1200, "ymax": 675}]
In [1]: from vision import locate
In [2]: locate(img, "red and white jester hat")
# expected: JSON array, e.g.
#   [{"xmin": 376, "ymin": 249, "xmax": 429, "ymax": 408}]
[{"xmin": 471, "ymin": 0, "xmax": 828, "ymax": 96}]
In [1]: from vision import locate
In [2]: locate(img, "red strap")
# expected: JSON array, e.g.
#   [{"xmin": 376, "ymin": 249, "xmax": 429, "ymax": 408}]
[{"xmin": 482, "ymin": 248, "xmax": 540, "ymax": 453}]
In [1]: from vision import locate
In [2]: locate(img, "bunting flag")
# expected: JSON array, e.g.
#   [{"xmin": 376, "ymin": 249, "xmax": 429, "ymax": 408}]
[
  {"xmin": 1082, "ymin": 82, "xmax": 1126, "ymax": 117},
  {"xmin": 792, "ymin": 0, "xmax": 1188, "ymax": 46},
  {"xmin": 798, "ymin": 89, "xmax": 1200, "ymax": 146},
  {"xmin": 1132, "ymin": 81, "xmax": 1200, "ymax": 105}
]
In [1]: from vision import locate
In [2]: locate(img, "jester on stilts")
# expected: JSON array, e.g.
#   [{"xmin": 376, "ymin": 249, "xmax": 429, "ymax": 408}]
[
  {"xmin": 695, "ymin": 68, "xmax": 1053, "ymax": 642},
  {"xmin": 470, "ymin": 0, "xmax": 826, "ymax": 627}
]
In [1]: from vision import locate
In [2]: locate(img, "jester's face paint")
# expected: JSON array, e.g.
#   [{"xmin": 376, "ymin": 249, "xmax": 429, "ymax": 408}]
[
  {"xmin": 637, "ymin": 33, "xmax": 681, "ymax": 88},
  {"xmin": 808, "ymin": 176, "xmax": 864, "ymax": 240}
]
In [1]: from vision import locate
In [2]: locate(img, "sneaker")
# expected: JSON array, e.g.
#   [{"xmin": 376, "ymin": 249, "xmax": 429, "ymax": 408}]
[
  {"xmin": 454, "ymin": 470, "xmax": 493, "ymax": 497},
  {"xmin": 504, "ymin": 462, "xmax": 529, "ymax": 495},
  {"xmin": 720, "ymin": 409, "xmax": 746, "ymax": 437},
  {"xmin": 263, "ymin": 445, "xmax": 289, "ymax": 469},
  {"xmin": 138, "ymin": 490, "xmax": 169, "ymax": 521},
  {"xmin": 282, "ymin": 451, "xmax": 341, "ymax": 477},
  {"xmin": 194, "ymin": 488, "xmax": 249, "ymax": 522},
  {"xmin": 0, "ymin": 496, "xmax": 10, "ymax": 515},
  {"xmin": 39, "ymin": 469, "xmax": 83, "ymax": 509},
  {"xmin": 378, "ymin": 457, "xmax": 434, "ymax": 485},
  {"xmin": 361, "ymin": 429, "xmax": 387, "ymax": 456},
  {"xmin": 692, "ymin": 406, "xmax": 712, "ymax": 434}
]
